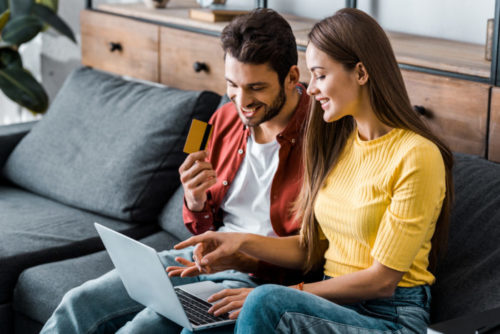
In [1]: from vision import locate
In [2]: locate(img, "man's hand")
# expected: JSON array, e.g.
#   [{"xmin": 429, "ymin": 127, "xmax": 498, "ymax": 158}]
[
  {"xmin": 207, "ymin": 288, "xmax": 253, "ymax": 319},
  {"xmin": 179, "ymin": 151, "xmax": 216, "ymax": 212}
]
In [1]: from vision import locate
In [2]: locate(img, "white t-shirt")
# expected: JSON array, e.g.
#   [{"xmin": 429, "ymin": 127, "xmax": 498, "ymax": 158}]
[{"xmin": 218, "ymin": 133, "xmax": 280, "ymax": 237}]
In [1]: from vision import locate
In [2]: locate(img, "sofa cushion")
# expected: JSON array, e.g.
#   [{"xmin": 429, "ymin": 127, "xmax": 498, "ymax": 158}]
[
  {"xmin": 13, "ymin": 231, "xmax": 180, "ymax": 326},
  {"xmin": 0, "ymin": 185, "xmax": 159, "ymax": 305},
  {"xmin": 431, "ymin": 153, "xmax": 500, "ymax": 322},
  {"xmin": 2, "ymin": 67, "xmax": 220, "ymax": 222},
  {"xmin": 158, "ymin": 185, "xmax": 192, "ymax": 241},
  {"xmin": 0, "ymin": 121, "xmax": 37, "ymax": 170}
]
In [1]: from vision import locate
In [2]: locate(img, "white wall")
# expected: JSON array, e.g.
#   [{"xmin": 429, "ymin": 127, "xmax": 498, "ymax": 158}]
[
  {"xmin": 229, "ymin": 0, "xmax": 496, "ymax": 45},
  {"xmin": 0, "ymin": 0, "xmax": 496, "ymax": 125}
]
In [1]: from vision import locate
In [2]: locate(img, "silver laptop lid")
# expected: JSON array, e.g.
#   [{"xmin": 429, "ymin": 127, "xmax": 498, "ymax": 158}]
[{"xmin": 94, "ymin": 223, "xmax": 192, "ymax": 331}]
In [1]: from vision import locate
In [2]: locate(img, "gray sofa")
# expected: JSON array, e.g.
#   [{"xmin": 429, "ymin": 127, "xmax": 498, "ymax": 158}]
[
  {"xmin": 1, "ymin": 67, "xmax": 500, "ymax": 334},
  {"xmin": 0, "ymin": 67, "xmax": 221, "ymax": 333}
]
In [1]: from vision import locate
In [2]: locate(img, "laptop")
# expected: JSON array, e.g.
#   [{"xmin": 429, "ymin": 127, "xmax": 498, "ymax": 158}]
[{"xmin": 94, "ymin": 223, "xmax": 236, "ymax": 331}]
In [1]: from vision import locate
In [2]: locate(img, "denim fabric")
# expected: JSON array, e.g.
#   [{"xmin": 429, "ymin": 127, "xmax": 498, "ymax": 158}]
[
  {"xmin": 40, "ymin": 246, "xmax": 257, "ymax": 334},
  {"xmin": 235, "ymin": 284, "xmax": 430, "ymax": 334}
]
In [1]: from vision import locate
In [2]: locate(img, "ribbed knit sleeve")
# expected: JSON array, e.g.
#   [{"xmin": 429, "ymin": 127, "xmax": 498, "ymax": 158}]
[{"xmin": 371, "ymin": 143, "xmax": 446, "ymax": 272}]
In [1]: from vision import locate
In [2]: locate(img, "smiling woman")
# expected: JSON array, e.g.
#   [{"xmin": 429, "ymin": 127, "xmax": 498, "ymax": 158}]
[{"xmin": 172, "ymin": 8, "xmax": 455, "ymax": 334}]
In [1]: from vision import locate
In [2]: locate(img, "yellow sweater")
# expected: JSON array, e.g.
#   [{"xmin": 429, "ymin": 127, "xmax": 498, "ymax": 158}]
[{"xmin": 314, "ymin": 128, "xmax": 446, "ymax": 286}]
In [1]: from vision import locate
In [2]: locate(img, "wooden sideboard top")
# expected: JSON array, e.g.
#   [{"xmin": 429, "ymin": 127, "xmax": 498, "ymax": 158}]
[
  {"xmin": 294, "ymin": 29, "xmax": 491, "ymax": 79},
  {"xmin": 97, "ymin": 1, "xmax": 491, "ymax": 79},
  {"xmin": 97, "ymin": 1, "xmax": 315, "ymax": 37}
]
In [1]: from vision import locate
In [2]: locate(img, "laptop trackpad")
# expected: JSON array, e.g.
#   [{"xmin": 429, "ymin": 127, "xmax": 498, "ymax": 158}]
[{"xmin": 178, "ymin": 281, "xmax": 225, "ymax": 304}]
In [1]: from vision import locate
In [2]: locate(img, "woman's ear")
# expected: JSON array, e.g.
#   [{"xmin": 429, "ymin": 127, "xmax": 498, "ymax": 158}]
[{"xmin": 355, "ymin": 62, "xmax": 369, "ymax": 85}]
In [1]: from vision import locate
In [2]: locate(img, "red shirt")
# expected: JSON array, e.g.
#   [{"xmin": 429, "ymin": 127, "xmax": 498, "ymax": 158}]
[{"xmin": 183, "ymin": 85, "xmax": 310, "ymax": 238}]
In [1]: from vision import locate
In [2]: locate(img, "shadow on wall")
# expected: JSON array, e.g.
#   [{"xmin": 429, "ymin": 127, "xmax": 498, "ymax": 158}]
[{"xmin": 41, "ymin": 56, "xmax": 82, "ymax": 103}]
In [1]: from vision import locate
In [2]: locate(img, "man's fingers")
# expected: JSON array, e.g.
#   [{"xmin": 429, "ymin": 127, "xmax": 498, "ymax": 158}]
[
  {"xmin": 185, "ymin": 173, "xmax": 217, "ymax": 195},
  {"xmin": 183, "ymin": 167, "xmax": 216, "ymax": 188},
  {"xmin": 179, "ymin": 151, "xmax": 208, "ymax": 174}
]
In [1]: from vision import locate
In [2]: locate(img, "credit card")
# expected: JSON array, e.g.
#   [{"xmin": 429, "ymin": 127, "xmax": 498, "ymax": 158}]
[{"xmin": 183, "ymin": 119, "xmax": 213, "ymax": 154}]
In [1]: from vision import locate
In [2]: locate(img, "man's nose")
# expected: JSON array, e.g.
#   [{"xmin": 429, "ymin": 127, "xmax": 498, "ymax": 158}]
[{"xmin": 235, "ymin": 91, "xmax": 254, "ymax": 108}]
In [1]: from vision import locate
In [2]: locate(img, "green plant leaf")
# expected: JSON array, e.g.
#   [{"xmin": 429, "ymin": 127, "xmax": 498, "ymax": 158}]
[
  {"xmin": 32, "ymin": 3, "xmax": 75, "ymax": 43},
  {"xmin": 0, "ymin": 47, "xmax": 22, "ymax": 68},
  {"xmin": 1, "ymin": 15, "xmax": 43, "ymax": 45},
  {"xmin": 0, "ymin": 9, "xmax": 10, "ymax": 31},
  {"xmin": 36, "ymin": 0, "xmax": 57, "ymax": 12},
  {"xmin": 0, "ymin": 66, "xmax": 48, "ymax": 113},
  {"xmin": 9, "ymin": 0, "xmax": 34, "ymax": 17}
]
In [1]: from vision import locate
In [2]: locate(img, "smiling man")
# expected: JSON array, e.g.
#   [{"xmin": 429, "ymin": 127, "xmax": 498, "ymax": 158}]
[{"xmin": 41, "ymin": 8, "xmax": 311, "ymax": 334}]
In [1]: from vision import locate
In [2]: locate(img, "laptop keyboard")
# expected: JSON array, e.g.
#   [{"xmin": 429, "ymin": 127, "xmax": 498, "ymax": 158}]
[{"xmin": 175, "ymin": 288, "xmax": 230, "ymax": 326}]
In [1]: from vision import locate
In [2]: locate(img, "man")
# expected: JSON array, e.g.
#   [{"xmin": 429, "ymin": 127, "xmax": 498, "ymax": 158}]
[{"xmin": 41, "ymin": 8, "xmax": 310, "ymax": 334}]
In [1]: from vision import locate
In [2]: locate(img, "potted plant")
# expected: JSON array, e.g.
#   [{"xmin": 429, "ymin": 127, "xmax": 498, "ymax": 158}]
[{"xmin": 0, "ymin": 0, "xmax": 75, "ymax": 113}]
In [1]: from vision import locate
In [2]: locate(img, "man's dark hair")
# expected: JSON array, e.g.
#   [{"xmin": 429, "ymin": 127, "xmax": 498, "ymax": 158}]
[{"xmin": 221, "ymin": 8, "xmax": 298, "ymax": 85}]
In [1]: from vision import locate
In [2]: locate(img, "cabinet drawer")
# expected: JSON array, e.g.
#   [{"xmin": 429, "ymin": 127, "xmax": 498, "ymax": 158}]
[
  {"xmin": 160, "ymin": 27, "xmax": 226, "ymax": 95},
  {"xmin": 489, "ymin": 87, "xmax": 500, "ymax": 162},
  {"xmin": 81, "ymin": 11, "xmax": 159, "ymax": 82},
  {"xmin": 402, "ymin": 70, "xmax": 489, "ymax": 156}
]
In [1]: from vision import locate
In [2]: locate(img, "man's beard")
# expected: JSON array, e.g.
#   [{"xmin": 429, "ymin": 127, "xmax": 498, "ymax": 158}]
[{"xmin": 237, "ymin": 86, "xmax": 287, "ymax": 128}]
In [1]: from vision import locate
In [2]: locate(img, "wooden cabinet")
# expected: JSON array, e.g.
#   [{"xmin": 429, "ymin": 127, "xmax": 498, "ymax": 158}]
[
  {"xmin": 402, "ymin": 70, "xmax": 490, "ymax": 156},
  {"xmin": 80, "ymin": 11, "xmax": 160, "ymax": 82},
  {"xmin": 160, "ymin": 27, "xmax": 226, "ymax": 94},
  {"xmin": 489, "ymin": 88, "xmax": 500, "ymax": 162},
  {"xmin": 81, "ymin": 2, "xmax": 498, "ymax": 161}
]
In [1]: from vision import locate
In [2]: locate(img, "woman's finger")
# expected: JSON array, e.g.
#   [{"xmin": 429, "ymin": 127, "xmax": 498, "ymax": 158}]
[
  {"xmin": 180, "ymin": 266, "xmax": 202, "ymax": 277},
  {"xmin": 173, "ymin": 257, "xmax": 194, "ymax": 266},
  {"xmin": 229, "ymin": 309, "xmax": 241, "ymax": 320},
  {"xmin": 167, "ymin": 268, "xmax": 185, "ymax": 277},
  {"xmin": 207, "ymin": 288, "xmax": 241, "ymax": 303},
  {"xmin": 212, "ymin": 300, "xmax": 244, "ymax": 316}
]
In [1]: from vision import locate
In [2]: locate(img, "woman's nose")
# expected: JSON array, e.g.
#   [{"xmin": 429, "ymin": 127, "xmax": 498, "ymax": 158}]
[{"xmin": 306, "ymin": 80, "xmax": 318, "ymax": 96}]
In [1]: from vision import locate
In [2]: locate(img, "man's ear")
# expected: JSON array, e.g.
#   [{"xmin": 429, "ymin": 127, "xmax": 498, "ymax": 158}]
[
  {"xmin": 355, "ymin": 62, "xmax": 369, "ymax": 85},
  {"xmin": 285, "ymin": 65, "xmax": 300, "ymax": 89}
]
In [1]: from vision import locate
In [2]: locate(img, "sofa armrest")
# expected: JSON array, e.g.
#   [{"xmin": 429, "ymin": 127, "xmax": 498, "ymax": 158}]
[{"xmin": 0, "ymin": 121, "xmax": 37, "ymax": 169}]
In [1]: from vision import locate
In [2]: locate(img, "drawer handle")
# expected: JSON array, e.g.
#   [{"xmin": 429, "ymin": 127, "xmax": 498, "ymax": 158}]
[
  {"xmin": 108, "ymin": 42, "xmax": 122, "ymax": 52},
  {"xmin": 193, "ymin": 62, "xmax": 209, "ymax": 73},
  {"xmin": 413, "ymin": 105, "xmax": 429, "ymax": 118}
]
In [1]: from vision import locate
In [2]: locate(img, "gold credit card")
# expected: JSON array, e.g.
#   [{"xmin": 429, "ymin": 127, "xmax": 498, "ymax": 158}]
[{"xmin": 183, "ymin": 119, "xmax": 213, "ymax": 154}]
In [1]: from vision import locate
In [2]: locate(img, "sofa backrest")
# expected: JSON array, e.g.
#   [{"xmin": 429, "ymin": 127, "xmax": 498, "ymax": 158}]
[
  {"xmin": 2, "ymin": 67, "xmax": 221, "ymax": 223},
  {"xmin": 0, "ymin": 121, "xmax": 37, "ymax": 171},
  {"xmin": 158, "ymin": 185, "xmax": 192, "ymax": 241},
  {"xmin": 431, "ymin": 153, "xmax": 500, "ymax": 323}
]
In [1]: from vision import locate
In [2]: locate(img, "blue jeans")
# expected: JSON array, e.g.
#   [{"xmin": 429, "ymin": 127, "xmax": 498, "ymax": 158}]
[
  {"xmin": 40, "ymin": 247, "xmax": 258, "ymax": 334},
  {"xmin": 235, "ymin": 284, "xmax": 431, "ymax": 334}
]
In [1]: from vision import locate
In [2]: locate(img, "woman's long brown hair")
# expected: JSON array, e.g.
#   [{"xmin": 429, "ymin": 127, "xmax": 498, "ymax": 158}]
[{"xmin": 296, "ymin": 8, "xmax": 454, "ymax": 273}]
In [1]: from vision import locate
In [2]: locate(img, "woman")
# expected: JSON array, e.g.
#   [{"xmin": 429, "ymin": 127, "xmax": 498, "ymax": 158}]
[{"xmin": 175, "ymin": 8, "xmax": 453, "ymax": 333}]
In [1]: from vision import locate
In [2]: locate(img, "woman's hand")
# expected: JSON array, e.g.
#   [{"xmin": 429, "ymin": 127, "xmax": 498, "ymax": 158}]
[
  {"xmin": 166, "ymin": 245, "xmax": 258, "ymax": 277},
  {"xmin": 207, "ymin": 288, "xmax": 253, "ymax": 319},
  {"xmin": 174, "ymin": 231, "xmax": 246, "ymax": 270}
]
